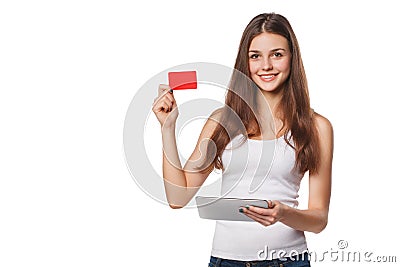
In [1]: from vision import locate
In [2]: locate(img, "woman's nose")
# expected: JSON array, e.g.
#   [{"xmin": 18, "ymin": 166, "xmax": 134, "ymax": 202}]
[{"xmin": 262, "ymin": 57, "xmax": 273, "ymax": 71}]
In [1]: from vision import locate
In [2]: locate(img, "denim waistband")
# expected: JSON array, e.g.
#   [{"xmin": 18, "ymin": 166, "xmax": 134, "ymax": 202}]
[{"xmin": 209, "ymin": 252, "xmax": 310, "ymax": 267}]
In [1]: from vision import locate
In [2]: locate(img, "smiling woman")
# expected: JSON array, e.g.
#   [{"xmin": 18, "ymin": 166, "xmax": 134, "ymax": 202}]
[{"xmin": 152, "ymin": 12, "xmax": 333, "ymax": 267}]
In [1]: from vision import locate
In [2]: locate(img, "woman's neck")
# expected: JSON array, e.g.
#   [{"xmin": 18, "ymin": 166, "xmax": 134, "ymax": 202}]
[
  {"xmin": 257, "ymin": 88, "xmax": 283, "ymax": 117},
  {"xmin": 254, "ymin": 88, "xmax": 285, "ymax": 138}
]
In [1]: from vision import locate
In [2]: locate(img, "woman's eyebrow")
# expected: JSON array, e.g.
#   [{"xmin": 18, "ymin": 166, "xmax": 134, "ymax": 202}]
[
  {"xmin": 271, "ymin": 48, "xmax": 286, "ymax": 52},
  {"xmin": 248, "ymin": 48, "xmax": 286, "ymax": 53}
]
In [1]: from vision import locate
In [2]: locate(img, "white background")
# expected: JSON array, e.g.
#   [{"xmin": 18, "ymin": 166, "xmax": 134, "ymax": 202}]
[{"xmin": 1, "ymin": 0, "xmax": 399, "ymax": 266}]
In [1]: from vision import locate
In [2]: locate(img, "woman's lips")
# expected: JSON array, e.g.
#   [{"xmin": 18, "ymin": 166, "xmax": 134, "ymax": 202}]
[{"xmin": 258, "ymin": 74, "xmax": 277, "ymax": 82}]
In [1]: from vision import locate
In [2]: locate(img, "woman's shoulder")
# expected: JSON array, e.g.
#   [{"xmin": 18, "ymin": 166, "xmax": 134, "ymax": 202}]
[{"xmin": 312, "ymin": 110, "xmax": 333, "ymax": 138}]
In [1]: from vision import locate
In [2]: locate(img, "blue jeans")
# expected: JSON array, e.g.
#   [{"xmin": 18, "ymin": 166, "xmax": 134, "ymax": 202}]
[{"xmin": 208, "ymin": 253, "xmax": 310, "ymax": 267}]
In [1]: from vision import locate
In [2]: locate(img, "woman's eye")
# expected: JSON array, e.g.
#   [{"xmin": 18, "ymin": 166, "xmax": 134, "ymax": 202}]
[
  {"xmin": 250, "ymin": 54, "xmax": 259, "ymax": 59},
  {"xmin": 273, "ymin": 52, "xmax": 283, "ymax": 57}
]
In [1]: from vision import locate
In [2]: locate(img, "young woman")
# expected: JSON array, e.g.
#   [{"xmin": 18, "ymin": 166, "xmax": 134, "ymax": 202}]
[{"xmin": 152, "ymin": 13, "xmax": 333, "ymax": 267}]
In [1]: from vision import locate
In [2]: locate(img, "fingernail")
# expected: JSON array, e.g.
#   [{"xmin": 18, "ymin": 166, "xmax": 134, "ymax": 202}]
[
  {"xmin": 245, "ymin": 205, "xmax": 250, "ymax": 210},
  {"xmin": 169, "ymin": 89, "xmax": 173, "ymax": 93},
  {"xmin": 239, "ymin": 208, "xmax": 243, "ymax": 213}
]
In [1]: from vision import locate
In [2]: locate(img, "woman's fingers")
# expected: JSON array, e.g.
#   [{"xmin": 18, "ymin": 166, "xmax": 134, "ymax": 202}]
[
  {"xmin": 243, "ymin": 208, "xmax": 270, "ymax": 221},
  {"xmin": 246, "ymin": 205, "xmax": 272, "ymax": 216},
  {"xmin": 154, "ymin": 85, "xmax": 175, "ymax": 109},
  {"xmin": 243, "ymin": 212, "xmax": 272, "ymax": 226},
  {"xmin": 153, "ymin": 87, "xmax": 176, "ymax": 111},
  {"xmin": 163, "ymin": 91, "xmax": 175, "ymax": 104},
  {"xmin": 153, "ymin": 84, "xmax": 179, "ymax": 127},
  {"xmin": 158, "ymin": 84, "xmax": 171, "ymax": 96},
  {"xmin": 239, "ymin": 205, "xmax": 277, "ymax": 226},
  {"xmin": 153, "ymin": 98, "xmax": 174, "ymax": 113}
]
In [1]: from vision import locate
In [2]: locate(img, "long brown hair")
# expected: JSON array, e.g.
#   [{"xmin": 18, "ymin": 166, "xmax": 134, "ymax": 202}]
[{"xmin": 204, "ymin": 13, "xmax": 320, "ymax": 174}]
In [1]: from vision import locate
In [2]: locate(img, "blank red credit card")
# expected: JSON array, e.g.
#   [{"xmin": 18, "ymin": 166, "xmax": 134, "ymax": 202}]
[{"xmin": 168, "ymin": 71, "xmax": 197, "ymax": 90}]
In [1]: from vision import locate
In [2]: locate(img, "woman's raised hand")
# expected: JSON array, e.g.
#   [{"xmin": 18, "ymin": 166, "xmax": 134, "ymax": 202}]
[{"xmin": 152, "ymin": 84, "xmax": 179, "ymax": 129}]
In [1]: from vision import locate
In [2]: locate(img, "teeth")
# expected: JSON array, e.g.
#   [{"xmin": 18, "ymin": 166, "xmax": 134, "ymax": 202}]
[{"xmin": 261, "ymin": 75, "xmax": 274, "ymax": 79}]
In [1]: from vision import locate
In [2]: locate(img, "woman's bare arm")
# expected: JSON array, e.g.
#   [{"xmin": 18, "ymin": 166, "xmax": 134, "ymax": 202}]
[
  {"xmin": 153, "ymin": 84, "xmax": 220, "ymax": 208},
  {"xmin": 161, "ymin": 116, "xmax": 219, "ymax": 208}
]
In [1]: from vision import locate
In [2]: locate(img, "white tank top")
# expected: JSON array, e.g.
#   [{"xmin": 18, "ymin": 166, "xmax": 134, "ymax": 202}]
[{"xmin": 210, "ymin": 134, "xmax": 308, "ymax": 261}]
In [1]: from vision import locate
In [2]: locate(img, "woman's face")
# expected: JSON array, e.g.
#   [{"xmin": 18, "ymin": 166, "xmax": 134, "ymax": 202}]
[{"xmin": 248, "ymin": 32, "xmax": 291, "ymax": 93}]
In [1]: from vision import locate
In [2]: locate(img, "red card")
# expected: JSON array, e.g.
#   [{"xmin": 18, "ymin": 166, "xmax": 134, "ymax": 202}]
[{"xmin": 168, "ymin": 71, "xmax": 197, "ymax": 90}]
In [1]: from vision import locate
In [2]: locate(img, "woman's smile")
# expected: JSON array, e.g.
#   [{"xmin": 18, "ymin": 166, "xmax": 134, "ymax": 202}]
[{"xmin": 258, "ymin": 73, "xmax": 278, "ymax": 82}]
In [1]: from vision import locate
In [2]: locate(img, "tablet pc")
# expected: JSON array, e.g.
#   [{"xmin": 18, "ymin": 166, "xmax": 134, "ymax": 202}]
[{"xmin": 195, "ymin": 196, "xmax": 269, "ymax": 221}]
